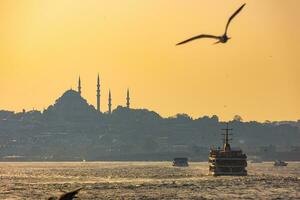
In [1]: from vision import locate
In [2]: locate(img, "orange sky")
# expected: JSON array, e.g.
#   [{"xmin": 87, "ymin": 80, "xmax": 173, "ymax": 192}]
[{"xmin": 0, "ymin": 0, "xmax": 299, "ymax": 121}]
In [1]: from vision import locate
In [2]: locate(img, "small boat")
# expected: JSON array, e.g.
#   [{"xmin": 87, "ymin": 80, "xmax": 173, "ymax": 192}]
[
  {"xmin": 274, "ymin": 160, "xmax": 288, "ymax": 167},
  {"xmin": 172, "ymin": 157, "xmax": 189, "ymax": 167},
  {"xmin": 251, "ymin": 157, "xmax": 263, "ymax": 163}
]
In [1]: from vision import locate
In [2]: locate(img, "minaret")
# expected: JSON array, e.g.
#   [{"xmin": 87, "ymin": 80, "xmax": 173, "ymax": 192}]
[
  {"xmin": 126, "ymin": 88, "xmax": 130, "ymax": 108},
  {"xmin": 78, "ymin": 76, "xmax": 81, "ymax": 95},
  {"xmin": 96, "ymin": 74, "xmax": 100, "ymax": 112},
  {"xmin": 108, "ymin": 90, "xmax": 112, "ymax": 114}
]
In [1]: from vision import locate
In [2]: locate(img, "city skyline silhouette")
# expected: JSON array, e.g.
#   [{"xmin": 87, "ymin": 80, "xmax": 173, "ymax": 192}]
[{"xmin": 0, "ymin": 0, "xmax": 299, "ymax": 121}]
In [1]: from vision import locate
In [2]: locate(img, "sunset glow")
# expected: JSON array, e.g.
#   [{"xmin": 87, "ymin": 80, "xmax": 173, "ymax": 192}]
[{"xmin": 1, "ymin": 0, "xmax": 299, "ymax": 121}]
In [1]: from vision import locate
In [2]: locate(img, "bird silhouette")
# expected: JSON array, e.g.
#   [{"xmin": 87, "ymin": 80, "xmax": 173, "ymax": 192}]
[
  {"xmin": 176, "ymin": 3, "xmax": 246, "ymax": 45},
  {"xmin": 48, "ymin": 188, "xmax": 82, "ymax": 200}
]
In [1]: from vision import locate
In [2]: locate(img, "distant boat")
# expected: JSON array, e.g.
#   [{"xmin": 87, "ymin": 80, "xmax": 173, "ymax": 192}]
[
  {"xmin": 172, "ymin": 157, "xmax": 189, "ymax": 167},
  {"xmin": 274, "ymin": 160, "xmax": 288, "ymax": 167},
  {"xmin": 250, "ymin": 157, "xmax": 263, "ymax": 163}
]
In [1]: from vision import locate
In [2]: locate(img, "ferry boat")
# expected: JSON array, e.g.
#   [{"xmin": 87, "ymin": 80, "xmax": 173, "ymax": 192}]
[{"xmin": 208, "ymin": 123, "xmax": 247, "ymax": 176}]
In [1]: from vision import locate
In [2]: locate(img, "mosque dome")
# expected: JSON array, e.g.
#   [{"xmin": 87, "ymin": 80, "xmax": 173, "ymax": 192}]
[
  {"xmin": 43, "ymin": 89, "xmax": 98, "ymax": 121},
  {"xmin": 55, "ymin": 89, "xmax": 86, "ymax": 106}
]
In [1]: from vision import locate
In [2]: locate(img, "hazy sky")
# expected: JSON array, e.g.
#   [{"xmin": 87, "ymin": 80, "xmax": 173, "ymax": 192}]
[{"xmin": 0, "ymin": 0, "xmax": 299, "ymax": 121}]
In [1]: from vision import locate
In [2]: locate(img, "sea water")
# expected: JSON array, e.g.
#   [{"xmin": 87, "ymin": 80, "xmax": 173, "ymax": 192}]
[{"xmin": 0, "ymin": 162, "xmax": 299, "ymax": 199}]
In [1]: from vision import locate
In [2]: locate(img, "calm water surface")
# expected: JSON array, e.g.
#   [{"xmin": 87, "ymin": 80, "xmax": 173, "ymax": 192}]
[{"xmin": 0, "ymin": 162, "xmax": 299, "ymax": 199}]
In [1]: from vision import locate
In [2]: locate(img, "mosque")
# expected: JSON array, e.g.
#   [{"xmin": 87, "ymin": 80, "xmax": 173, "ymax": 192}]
[{"xmin": 43, "ymin": 75, "xmax": 131, "ymax": 119}]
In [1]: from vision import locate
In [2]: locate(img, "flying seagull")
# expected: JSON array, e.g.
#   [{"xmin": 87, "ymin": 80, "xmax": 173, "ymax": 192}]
[
  {"xmin": 48, "ymin": 188, "xmax": 82, "ymax": 200},
  {"xmin": 176, "ymin": 3, "xmax": 246, "ymax": 45}
]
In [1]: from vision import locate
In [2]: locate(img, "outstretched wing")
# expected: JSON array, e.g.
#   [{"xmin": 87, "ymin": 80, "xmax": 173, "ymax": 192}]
[
  {"xmin": 59, "ymin": 188, "xmax": 82, "ymax": 200},
  {"xmin": 176, "ymin": 34, "xmax": 220, "ymax": 46},
  {"xmin": 224, "ymin": 3, "xmax": 246, "ymax": 34}
]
